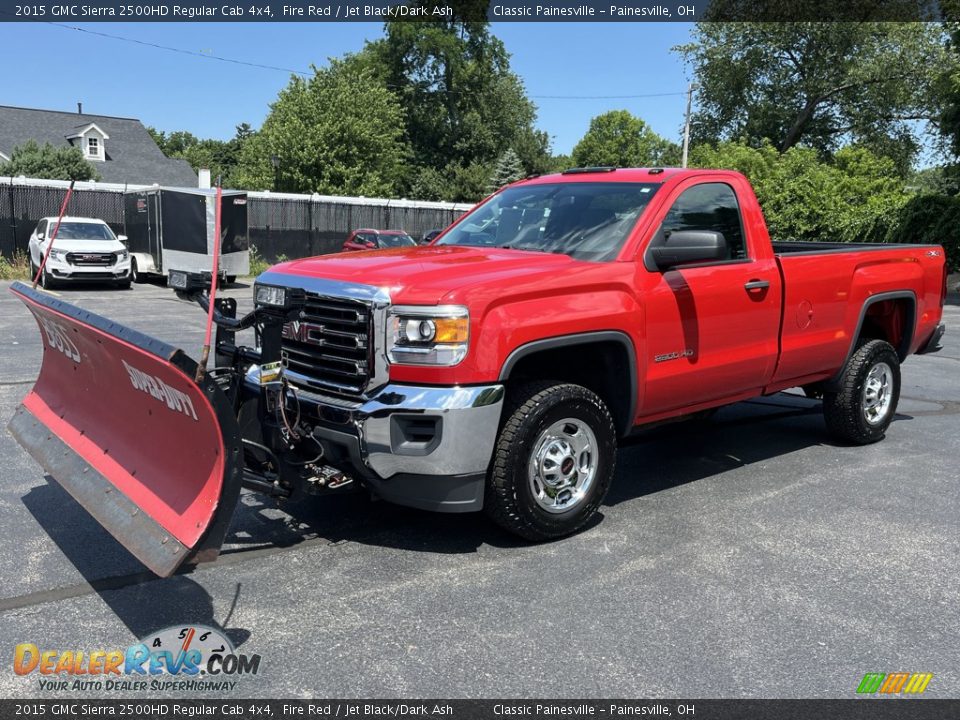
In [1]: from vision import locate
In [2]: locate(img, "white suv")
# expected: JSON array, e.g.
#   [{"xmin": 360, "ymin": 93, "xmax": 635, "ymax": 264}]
[{"xmin": 28, "ymin": 217, "xmax": 132, "ymax": 290}]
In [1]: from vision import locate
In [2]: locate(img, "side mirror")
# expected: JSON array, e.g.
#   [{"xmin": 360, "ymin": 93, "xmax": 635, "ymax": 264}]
[
  {"xmin": 364, "ymin": 241, "xmax": 376, "ymax": 249},
  {"xmin": 117, "ymin": 234, "xmax": 128, "ymax": 243},
  {"xmin": 37, "ymin": 233, "xmax": 45, "ymax": 241},
  {"xmin": 650, "ymin": 230, "xmax": 727, "ymax": 271}
]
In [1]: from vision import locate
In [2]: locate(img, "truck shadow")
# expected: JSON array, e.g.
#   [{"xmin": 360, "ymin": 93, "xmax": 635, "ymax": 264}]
[
  {"xmin": 19, "ymin": 391, "xmax": 915, "ymax": 629},
  {"xmin": 226, "ymin": 390, "xmax": 917, "ymax": 551},
  {"xmin": 21, "ymin": 481, "xmax": 252, "ymax": 649}
]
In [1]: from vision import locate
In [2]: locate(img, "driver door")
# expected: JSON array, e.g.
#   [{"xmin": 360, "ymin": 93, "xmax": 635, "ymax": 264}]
[{"xmin": 639, "ymin": 180, "xmax": 781, "ymax": 416}]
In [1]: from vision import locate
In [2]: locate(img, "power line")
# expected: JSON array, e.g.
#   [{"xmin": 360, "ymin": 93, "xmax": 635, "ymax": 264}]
[
  {"xmin": 44, "ymin": 21, "xmax": 686, "ymax": 101},
  {"xmin": 46, "ymin": 22, "xmax": 313, "ymax": 76}
]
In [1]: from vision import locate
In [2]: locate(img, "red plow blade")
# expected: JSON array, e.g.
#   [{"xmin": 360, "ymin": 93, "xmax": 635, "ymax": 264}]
[{"xmin": 7, "ymin": 282, "xmax": 243, "ymax": 577}]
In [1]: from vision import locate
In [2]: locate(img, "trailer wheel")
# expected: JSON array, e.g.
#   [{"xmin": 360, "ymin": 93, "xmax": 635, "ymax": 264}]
[
  {"xmin": 226, "ymin": 275, "xmax": 237, "ymax": 286},
  {"xmin": 130, "ymin": 258, "xmax": 145, "ymax": 284},
  {"xmin": 485, "ymin": 381, "xmax": 617, "ymax": 541},
  {"xmin": 823, "ymin": 339, "xmax": 900, "ymax": 445}
]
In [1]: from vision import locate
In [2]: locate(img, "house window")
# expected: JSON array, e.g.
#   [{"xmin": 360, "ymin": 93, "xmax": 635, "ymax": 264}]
[{"xmin": 87, "ymin": 137, "xmax": 99, "ymax": 157}]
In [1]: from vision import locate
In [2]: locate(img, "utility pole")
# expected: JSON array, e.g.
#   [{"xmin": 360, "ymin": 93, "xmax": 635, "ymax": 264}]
[{"xmin": 682, "ymin": 82, "xmax": 696, "ymax": 168}]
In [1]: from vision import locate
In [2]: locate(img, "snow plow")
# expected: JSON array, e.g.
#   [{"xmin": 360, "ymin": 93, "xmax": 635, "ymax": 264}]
[{"xmin": 8, "ymin": 282, "xmax": 244, "ymax": 576}]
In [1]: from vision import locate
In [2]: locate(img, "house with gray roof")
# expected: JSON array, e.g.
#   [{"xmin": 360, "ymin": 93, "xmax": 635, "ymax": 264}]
[{"xmin": 0, "ymin": 105, "xmax": 198, "ymax": 186}]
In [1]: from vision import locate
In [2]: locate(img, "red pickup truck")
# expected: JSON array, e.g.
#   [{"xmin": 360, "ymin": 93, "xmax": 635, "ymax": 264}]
[{"xmin": 9, "ymin": 168, "xmax": 948, "ymax": 576}]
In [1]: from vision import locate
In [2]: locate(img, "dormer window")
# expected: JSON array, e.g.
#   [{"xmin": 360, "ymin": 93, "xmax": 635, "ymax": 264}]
[{"xmin": 66, "ymin": 123, "xmax": 109, "ymax": 162}]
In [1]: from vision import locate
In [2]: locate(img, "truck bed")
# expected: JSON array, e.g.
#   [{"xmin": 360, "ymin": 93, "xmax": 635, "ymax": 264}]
[
  {"xmin": 768, "ymin": 240, "xmax": 945, "ymax": 390},
  {"xmin": 772, "ymin": 240, "xmax": 940, "ymax": 255}
]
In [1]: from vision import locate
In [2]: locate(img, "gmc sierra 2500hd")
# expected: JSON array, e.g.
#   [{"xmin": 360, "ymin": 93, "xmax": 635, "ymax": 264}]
[{"xmin": 9, "ymin": 167, "xmax": 947, "ymax": 576}]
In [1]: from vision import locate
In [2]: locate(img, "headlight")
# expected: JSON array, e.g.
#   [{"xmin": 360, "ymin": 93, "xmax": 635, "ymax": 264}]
[
  {"xmin": 49, "ymin": 249, "xmax": 68, "ymax": 262},
  {"xmin": 255, "ymin": 284, "xmax": 288, "ymax": 307},
  {"xmin": 168, "ymin": 270, "xmax": 189, "ymax": 290},
  {"xmin": 387, "ymin": 305, "xmax": 469, "ymax": 366},
  {"xmin": 116, "ymin": 249, "xmax": 129, "ymax": 261}
]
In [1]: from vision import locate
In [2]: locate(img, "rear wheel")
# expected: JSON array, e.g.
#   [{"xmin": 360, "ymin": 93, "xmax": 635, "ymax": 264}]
[
  {"xmin": 485, "ymin": 381, "xmax": 617, "ymax": 541},
  {"xmin": 823, "ymin": 339, "xmax": 900, "ymax": 445}
]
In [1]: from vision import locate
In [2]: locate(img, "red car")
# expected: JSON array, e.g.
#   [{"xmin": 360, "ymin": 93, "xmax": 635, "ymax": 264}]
[{"xmin": 342, "ymin": 228, "xmax": 417, "ymax": 252}]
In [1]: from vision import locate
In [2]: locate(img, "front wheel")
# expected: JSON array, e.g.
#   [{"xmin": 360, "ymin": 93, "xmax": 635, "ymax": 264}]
[
  {"xmin": 485, "ymin": 381, "xmax": 617, "ymax": 541},
  {"xmin": 823, "ymin": 339, "xmax": 901, "ymax": 445},
  {"xmin": 39, "ymin": 266, "xmax": 55, "ymax": 290}
]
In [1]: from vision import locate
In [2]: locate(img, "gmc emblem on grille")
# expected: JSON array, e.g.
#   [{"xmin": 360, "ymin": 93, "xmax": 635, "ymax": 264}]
[{"xmin": 282, "ymin": 320, "xmax": 325, "ymax": 345}]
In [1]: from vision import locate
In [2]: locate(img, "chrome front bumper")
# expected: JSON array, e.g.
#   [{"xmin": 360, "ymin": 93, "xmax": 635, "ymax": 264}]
[{"xmin": 245, "ymin": 367, "xmax": 504, "ymax": 512}]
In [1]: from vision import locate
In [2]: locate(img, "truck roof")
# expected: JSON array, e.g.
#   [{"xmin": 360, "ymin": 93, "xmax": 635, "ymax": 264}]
[{"xmin": 517, "ymin": 167, "xmax": 738, "ymax": 186}]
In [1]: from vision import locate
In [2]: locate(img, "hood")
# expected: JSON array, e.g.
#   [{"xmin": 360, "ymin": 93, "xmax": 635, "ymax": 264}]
[
  {"xmin": 43, "ymin": 238, "xmax": 125, "ymax": 254},
  {"xmin": 269, "ymin": 246, "xmax": 586, "ymax": 305}
]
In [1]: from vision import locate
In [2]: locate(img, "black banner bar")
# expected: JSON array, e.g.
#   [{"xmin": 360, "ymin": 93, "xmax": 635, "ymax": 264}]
[
  {"xmin": 0, "ymin": 0, "xmax": 946, "ymax": 22},
  {"xmin": 0, "ymin": 700, "xmax": 958, "ymax": 720}
]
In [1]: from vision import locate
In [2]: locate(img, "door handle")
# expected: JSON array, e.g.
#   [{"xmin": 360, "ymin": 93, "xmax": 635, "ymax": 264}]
[{"xmin": 744, "ymin": 279, "xmax": 770, "ymax": 291}]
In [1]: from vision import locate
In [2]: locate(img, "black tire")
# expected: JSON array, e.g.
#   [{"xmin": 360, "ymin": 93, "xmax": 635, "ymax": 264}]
[
  {"xmin": 130, "ymin": 258, "xmax": 145, "ymax": 284},
  {"xmin": 226, "ymin": 275, "xmax": 237, "ymax": 285},
  {"xmin": 40, "ymin": 266, "xmax": 54, "ymax": 290},
  {"xmin": 823, "ymin": 339, "xmax": 900, "ymax": 445},
  {"xmin": 485, "ymin": 381, "xmax": 617, "ymax": 541}
]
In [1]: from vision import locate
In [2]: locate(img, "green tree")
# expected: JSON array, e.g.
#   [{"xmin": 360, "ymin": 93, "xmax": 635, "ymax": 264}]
[
  {"xmin": 486, "ymin": 149, "xmax": 525, "ymax": 193},
  {"xmin": 0, "ymin": 140, "xmax": 99, "ymax": 181},
  {"xmin": 148, "ymin": 124, "xmax": 254, "ymax": 187},
  {"xmin": 233, "ymin": 61, "xmax": 410, "ymax": 196},
  {"xmin": 362, "ymin": 15, "xmax": 550, "ymax": 200},
  {"xmin": 677, "ymin": 23, "xmax": 949, "ymax": 169},
  {"xmin": 690, "ymin": 140, "xmax": 907, "ymax": 243},
  {"xmin": 571, "ymin": 111, "xmax": 680, "ymax": 168}
]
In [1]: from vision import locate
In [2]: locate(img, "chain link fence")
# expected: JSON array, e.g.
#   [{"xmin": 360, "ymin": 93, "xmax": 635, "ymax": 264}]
[{"xmin": 0, "ymin": 178, "xmax": 472, "ymax": 263}]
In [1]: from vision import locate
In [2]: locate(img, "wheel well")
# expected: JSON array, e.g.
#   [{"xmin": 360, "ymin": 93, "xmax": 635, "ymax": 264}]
[
  {"xmin": 502, "ymin": 339, "xmax": 635, "ymax": 436},
  {"xmin": 857, "ymin": 297, "xmax": 914, "ymax": 360}
]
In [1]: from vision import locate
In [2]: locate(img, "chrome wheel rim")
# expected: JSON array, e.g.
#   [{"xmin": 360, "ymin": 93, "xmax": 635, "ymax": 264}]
[
  {"xmin": 862, "ymin": 361, "xmax": 893, "ymax": 426},
  {"xmin": 527, "ymin": 418, "xmax": 598, "ymax": 514}
]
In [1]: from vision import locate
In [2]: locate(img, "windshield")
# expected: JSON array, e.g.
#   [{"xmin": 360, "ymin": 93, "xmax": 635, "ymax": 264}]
[
  {"xmin": 379, "ymin": 233, "xmax": 416, "ymax": 248},
  {"xmin": 437, "ymin": 182, "xmax": 659, "ymax": 262},
  {"xmin": 54, "ymin": 222, "xmax": 116, "ymax": 241}
]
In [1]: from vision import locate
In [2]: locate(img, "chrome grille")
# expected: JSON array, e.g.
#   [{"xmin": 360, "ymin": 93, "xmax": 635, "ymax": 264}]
[
  {"xmin": 66, "ymin": 252, "xmax": 116, "ymax": 267},
  {"xmin": 281, "ymin": 294, "xmax": 373, "ymax": 395}
]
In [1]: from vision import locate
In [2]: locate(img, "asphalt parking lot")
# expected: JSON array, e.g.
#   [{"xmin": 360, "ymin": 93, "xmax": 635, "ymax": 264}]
[{"xmin": 0, "ymin": 278, "xmax": 957, "ymax": 699}]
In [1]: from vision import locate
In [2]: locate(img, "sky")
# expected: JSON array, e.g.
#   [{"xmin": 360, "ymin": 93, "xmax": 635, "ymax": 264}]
[{"xmin": 0, "ymin": 22, "xmax": 695, "ymax": 155}]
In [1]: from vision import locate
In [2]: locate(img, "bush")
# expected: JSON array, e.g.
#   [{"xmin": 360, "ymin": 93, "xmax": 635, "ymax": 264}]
[
  {"xmin": 248, "ymin": 245, "xmax": 288, "ymax": 277},
  {"xmin": 885, "ymin": 194, "xmax": 960, "ymax": 271},
  {"xmin": 0, "ymin": 250, "xmax": 31, "ymax": 281},
  {"xmin": 248, "ymin": 244, "xmax": 271, "ymax": 277}
]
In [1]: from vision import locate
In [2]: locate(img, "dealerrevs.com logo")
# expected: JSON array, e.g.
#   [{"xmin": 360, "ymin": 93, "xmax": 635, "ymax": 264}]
[{"xmin": 13, "ymin": 625, "xmax": 261, "ymax": 692}]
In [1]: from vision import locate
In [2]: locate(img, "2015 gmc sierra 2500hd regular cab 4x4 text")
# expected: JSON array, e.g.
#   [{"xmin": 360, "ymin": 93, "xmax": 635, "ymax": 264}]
[{"xmin": 9, "ymin": 167, "xmax": 948, "ymax": 576}]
